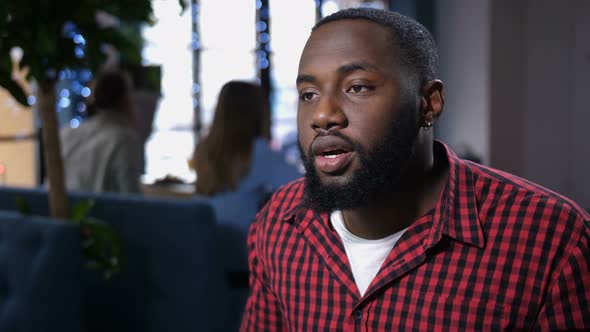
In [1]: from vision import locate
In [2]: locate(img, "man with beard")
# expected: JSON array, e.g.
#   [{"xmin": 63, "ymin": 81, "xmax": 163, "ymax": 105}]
[{"xmin": 240, "ymin": 8, "xmax": 590, "ymax": 331}]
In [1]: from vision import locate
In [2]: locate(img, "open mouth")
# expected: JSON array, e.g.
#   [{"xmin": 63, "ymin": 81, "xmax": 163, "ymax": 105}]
[
  {"xmin": 311, "ymin": 135, "xmax": 356, "ymax": 174},
  {"xmin": 321, "ymin": 149, "xmax": 349, "ymax": 158},
  {"xmin": 315, "ymin": 149, "xmax": 354, "ymax": 174}
]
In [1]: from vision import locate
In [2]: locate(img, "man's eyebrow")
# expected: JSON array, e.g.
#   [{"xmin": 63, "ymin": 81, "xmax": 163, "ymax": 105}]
[
  {"xmin": 296, "ymin": 62, "xmax": 379, "ymax": 85},
  {"xmin": 296, "ymin": 74, "xmax": 316, "ymax": 85},
  {"xmin": 337, "ymin": 61, "xmax": 379, "ymax": 75}
]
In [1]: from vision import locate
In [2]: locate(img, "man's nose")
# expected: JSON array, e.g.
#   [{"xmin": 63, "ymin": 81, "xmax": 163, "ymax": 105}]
[{"xmin": 310, "ymin": 94, "xmax": 348, "ymax": 132}]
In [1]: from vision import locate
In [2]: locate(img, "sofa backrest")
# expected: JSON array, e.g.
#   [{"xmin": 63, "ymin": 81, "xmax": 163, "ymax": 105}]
[
  {"xmin": 0, "ymin": 209, "xmax": 81, "ymax": 332},
  {"xmin": 77, "ymin": 192, "xmax": 229, "ymax": 332},
  {"xmin": 0, "ymin": 187, "xmax": 229, "ymax": 332}
]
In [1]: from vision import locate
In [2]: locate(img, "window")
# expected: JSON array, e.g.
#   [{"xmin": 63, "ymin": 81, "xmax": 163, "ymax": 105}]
[
  {"xmin": 142, "ymin": 0, "xmax": 323, "ymax": 183},
  {"xmin": 200, "ymin": 0, "xmax": 257, "ymax": 129},
  {"xmin": 269, "ymin": 0, "xmax": 315, "ymax": 145},
  {"xmin": 142, "ymin": 1, "xmax": 195, "ymax": 183},
  {"xmin": 321, "ymin": 0, "xmax": 387, "ymax": 16}
]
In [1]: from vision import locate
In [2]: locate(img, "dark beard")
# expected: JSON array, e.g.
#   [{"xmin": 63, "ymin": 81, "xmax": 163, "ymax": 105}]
[{"xmin": 299, "ymin": 105, "xmax": 420, "ymax": 214}]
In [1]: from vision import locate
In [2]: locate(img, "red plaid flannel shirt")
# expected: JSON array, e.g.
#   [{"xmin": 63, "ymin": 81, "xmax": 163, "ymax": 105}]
[{"xmin": 241, "ymin": 142, "xmax": 590, "ymax": 331}]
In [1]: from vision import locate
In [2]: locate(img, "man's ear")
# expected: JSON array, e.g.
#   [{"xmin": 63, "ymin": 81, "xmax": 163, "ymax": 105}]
[{"xmin": 420, "ymin": 80, "xmax": 445, "ymax": 125}]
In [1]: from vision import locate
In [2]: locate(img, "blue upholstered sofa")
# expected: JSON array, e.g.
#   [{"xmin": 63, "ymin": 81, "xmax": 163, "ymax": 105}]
[
  {"xmin": 206, "ymin": 188, "xmax": 268, "ymax": 331},
  {"xmin": 0, "ymin": 209, "xmax": 81, "ymax": 332},
  {"xmin": 0, "ymin": 186, "xmax": 230, "ymax": 332}
]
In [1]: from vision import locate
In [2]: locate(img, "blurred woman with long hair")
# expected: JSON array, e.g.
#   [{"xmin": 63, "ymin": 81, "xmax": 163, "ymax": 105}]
[{"xmin": 193, "ymin": 80, "xmax": 298, "ymax": 196}]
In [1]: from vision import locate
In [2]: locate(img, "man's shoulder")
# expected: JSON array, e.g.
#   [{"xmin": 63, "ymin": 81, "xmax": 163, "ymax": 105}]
[
  {"xmin": 467, "ymin": 160, "xmax": 590, "ymax": 226},
  {"xmin": 251, "ymin": 178, "xmax": 306, "ymax": 230},
  {"xmin": 263, "ymin": 178, "xmax": 306, "ymax": 217},
  {"xmin": 248, "ymin": 179, "xmax": 306, "ymax": 246}
]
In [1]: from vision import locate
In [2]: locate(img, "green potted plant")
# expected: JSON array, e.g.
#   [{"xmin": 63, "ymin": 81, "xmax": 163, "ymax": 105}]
[
  {"xmin": 0, "ymin": 0, "xmax": 168, "ymax": 218},
  {"xmin": 1, "ymin": 0, "xmax": 187, "ymax": 278}
]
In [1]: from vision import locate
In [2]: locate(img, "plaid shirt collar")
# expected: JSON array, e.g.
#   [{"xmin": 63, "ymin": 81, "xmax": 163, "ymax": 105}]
[{"xmin": 280, "ymin": 140, "xmax": 485, "ymax": 249}]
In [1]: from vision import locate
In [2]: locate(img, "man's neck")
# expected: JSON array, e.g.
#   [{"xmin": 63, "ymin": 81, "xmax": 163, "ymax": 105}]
[{"xmin": 341, "ymin": 139, "xmax": 449, "ymax": 240}]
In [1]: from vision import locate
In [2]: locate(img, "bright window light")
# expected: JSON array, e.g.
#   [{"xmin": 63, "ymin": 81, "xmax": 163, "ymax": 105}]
[{"xmin": 142, "ymin": 1, "xmax": 194, "ymax": 183}]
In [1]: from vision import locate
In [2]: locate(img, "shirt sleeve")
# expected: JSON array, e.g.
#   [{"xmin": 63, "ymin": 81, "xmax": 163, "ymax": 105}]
[
  {"xmin": 534, "ymin": 224, "xmax": 590, "ymax": 330},
  {"xmin": 240, "ymin": 205, "xmax": 285, "ymax": 331}
]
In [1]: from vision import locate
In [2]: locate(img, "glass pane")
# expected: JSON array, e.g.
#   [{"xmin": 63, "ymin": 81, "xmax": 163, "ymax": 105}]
[
  {"xmin": 269, "ymin": 0, "xmax": 316, "ymax": 145},
  {"xmin": 143, "ymin": 130, "xmax": 195, "ymax": 184},
  {"xmin": 142, "ymin": 1, "xmax": 194, "ymax": 183},
  {"xmin": 200, "ymin": 0, "xmax": 257, "ymax": 131},
  {"xmin": 200, "ymin": 50, "xmax": 257, "ymax": 129},
  {"xmin": 143, "ymin": 1, "xmax": 193, "ymax": 130},
  {"xmin": 322, "ymin": 0, "xmax": 387, "ymax": 16}
]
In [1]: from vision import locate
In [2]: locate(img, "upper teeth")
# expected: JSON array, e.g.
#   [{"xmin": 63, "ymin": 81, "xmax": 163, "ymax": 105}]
[{"xmin": 325, "ymin": 154, "xmax": 339, "ymax": 158}]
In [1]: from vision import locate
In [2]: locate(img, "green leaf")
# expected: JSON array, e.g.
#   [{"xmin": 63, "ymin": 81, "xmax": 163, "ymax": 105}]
[
  {"xmin": 69, "ymin": 199, "xmax": 95, "ymax": 223},
  {"xmin": 15, "ymin": 196, "xmax": 32, "ymax": 215},
  {"xmin": 0, "ymin": 0, "xmax": 170, "ymax": 93},
  {"xmin": 80, "ymin": 216, "xmax": 125, "ymax": 280}
]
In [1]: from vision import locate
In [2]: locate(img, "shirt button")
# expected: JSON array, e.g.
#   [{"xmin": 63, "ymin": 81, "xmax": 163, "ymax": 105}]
[{"xmin": 353, "ymin": 310, "xmax": 362, "ymax": 321}]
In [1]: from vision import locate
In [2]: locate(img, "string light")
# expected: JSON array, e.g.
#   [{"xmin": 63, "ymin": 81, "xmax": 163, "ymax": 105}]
[
  {"xmin": 191, "ymin": 0, "xmax": 202, "ymax": 135},
  {"xmin": 62, "ymin": 21, "xmax": 77, "ymax": 38},
  {"xmin": 59, "ymin": 89, "xmax": 70, "ymax": 98},
  {"xmin": 81, "ymin": 87, "xmax": 91, "ymax": 97},
  {"xmin": 192, "ymin": 83, "xmax": 200, "ymax": 94},
  {"xmin": 74, "ymin": 46, "xmax": 85, "ymax": 59},
  {"xmin": 70, "ymin": 117, "xmax": 81, "ymax": 128},
  {"xmin": 56, "ymin": 68, "xmax": 93, "ymax": 127},
  {"xmin": 256, "ymin": 1, "xmax": 271, "ymax": 72},
  {"xmin": 73, "ymin": 34, "xmax": 86, "ymax": 45},
  {"xmin": 27, "ymin": 96, "xmax": 36, "ymax": 106},
  {"xmin": 321, "ymin": 0, "xmax": 339, "ymax": 16},
  {"xmin": 315, "ymin": 0, "xmax": 323, "ymax": 21},
  {"xmin": 58, "ymin": 97, "xmax": 71, "ymax": 109},
  {"xmin": 191, "ymin": 32, "xmax": 200, "ymax": 50},
  {"xmin": 256, "ymin": 21, "xmax": 267, "ymax": 31},
  {"xmin": 191, "ymin": 1, "xmax": 200, "ymax": 21}
]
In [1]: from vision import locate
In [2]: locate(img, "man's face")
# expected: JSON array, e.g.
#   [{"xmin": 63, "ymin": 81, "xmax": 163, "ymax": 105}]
[{"xmin": 296, "ymin": 19, "xmax": 420, "ymax": 213}]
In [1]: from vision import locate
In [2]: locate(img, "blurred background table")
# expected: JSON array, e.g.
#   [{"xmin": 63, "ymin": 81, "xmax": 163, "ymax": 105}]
[{"xmin": 141, "ymin": 182, "xmax": 195, "ymax": 199}]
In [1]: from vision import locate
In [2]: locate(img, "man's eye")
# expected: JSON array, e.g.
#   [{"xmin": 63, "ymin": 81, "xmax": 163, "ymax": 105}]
[
  {"xmin": 299, "ymin": 92, "xmax": 316, "ymax": 101},
  {"xmin": 346, "ymin": 84, "xmax": 374, "ymax": 94},
  {"xmin": 350, "ymin": 85, "xmax": 363, "ymax": 92}
]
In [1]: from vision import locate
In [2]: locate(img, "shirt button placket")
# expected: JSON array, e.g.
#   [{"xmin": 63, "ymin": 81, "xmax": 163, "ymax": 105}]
[
  {"xmin": 353, "ymin": 310, "xmax": 363, "ymax": 321},
  {"xmin": 352, "ymin": 309, "xmax": 364, "ymax": 331}
]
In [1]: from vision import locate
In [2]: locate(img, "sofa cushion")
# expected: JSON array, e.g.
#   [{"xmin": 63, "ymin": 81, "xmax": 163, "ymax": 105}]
[{"xmin": 0, "ymin": 209, "xmax": 81, "ymax": 332}]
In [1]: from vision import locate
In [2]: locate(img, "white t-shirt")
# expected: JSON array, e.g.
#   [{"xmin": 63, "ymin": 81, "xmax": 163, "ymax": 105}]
[{"xmin": 330, "ymin": 210, "xmax": 407, "ymax": 296}]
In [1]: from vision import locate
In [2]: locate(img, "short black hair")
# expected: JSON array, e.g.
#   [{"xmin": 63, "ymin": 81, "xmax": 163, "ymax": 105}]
[
  {"xmin": 93, "ymin": 70, "xmax": 132, "ymax": 111},
  {"xmin": 314, "ymin": 8, "xmax": 439, "ymax": 87}
]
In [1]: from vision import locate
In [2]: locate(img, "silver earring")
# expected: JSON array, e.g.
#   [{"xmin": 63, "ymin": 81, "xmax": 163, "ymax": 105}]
[{"xmin": 423, "ymin": 121, "xmax": 432, "ymax": 130}]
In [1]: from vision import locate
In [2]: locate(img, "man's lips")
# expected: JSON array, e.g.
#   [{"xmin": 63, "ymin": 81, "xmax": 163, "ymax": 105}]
[
  {"xmin": 315, "ymin": 152, "xmax": 354, "ymax": 174},
  {"xmin": 311, "ymin": 135, "xmax": 355, "ymax": 174}
]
